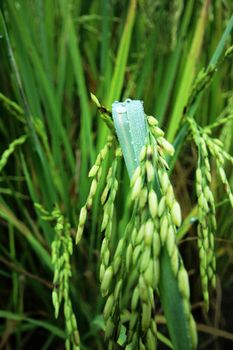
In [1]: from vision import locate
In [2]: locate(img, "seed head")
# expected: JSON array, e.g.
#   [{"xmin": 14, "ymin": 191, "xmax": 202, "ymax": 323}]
[
  {"xmin": 101, "ymin": 266, "xmax": 113, "ymax": 296},
  {"xmin": 133, "ymin": 245, "xmax": 141, "ymax": 266},
  {"xmin": 136, "ymin": 224, "xmax": 145, "ymax": 245},
  {"xmin": 158, "ymin": 196, "xmax": 166, "ymax": 217},
  {"xmin": 129, "ymin": 312, "xmax": 138, "ymax": 331},
  {"xmin": 101, "ymin": 211, "xmax": 109, "ymax": 232},
  {"xmin": 139, "ymin": 146, "xmax": 147, "ymax": 161},
  {"xmin": 159, "ymin": 138, "xmax": 175, "ymax": 156},
  {"xmin": 211, "ymin": 274, "xmax": 216, "ymax": 289},
  {"xmin": 88, "ymin": 164, "xmax": 99, "ymax": 177},
  {"xmin": 103, "ymin": 250, "xmax": 110, "ymax": 266},
  {"xmin": 160, "ymin": 215, "xmax": 168, "ymax": 244},
  {"xmin": 146, "ymin": 161, "xmax": 155, "ymax": 182},
  {"xmin": 171, "ymin": 248, "xmax": 179, "ymax": 276},
  {"xmin": 105, "ymin": 319, "xmax": 115, "ymax": 339},
  {"xmin": 139, "ymin": 275, "xmax": 148, "ymax": 302},
  {"xmin": 139, "ymin": 188, "xmax": 148, "ymax": 208},
  {"xmin": 144, "ymin": 219, "xmax": 154, "ymax": 245},
  {"xmin": 160, "ymin": 171, "xmax": 170, "ymax": 192},
  {"xmin": 152, "ymin": 231, "xmax": 160, "ymax": 257},
  {"xmin": 166, "ymin": 226, "xmax": 175, "ymax": 256},
  {"xmin": 101, "ymin": 185, "xmax": 110, "ymax": 205},
  {"xmin": 90, "ymin": 92, "xmax": 101, "ymax": 107},
  {"xmin": 219, "ymin": 167, "xmax": 226, "ymax": 182},
  {"xmin": 90, "ymin": 179, "xmax": 98, "ymax": 196},
  {"xmin": 131, "ymin": 166, "xmax": 141, "ymax": 186},
  {"xmin": 73, "ymin": 330, "xmax": 80, "ymax": 346},
  {"xmin": 113, "ymin": 256, "xmax": 121, "ymax": 274},
  {"xmin": 126, "ymin": 244, "xmax": 133, "ymax": 270},
  {"xmin": 131, "ymin": 176, "xmax": 142, "ymax": 200},
  {"xmin": 99, "ymin": 263, "xmax": 105, "ymax": 281},
  {"xmin": 153, "ymin": 259, "xmax": 160, "ymax": 286},
  {"xmin": 114, "ymin": 279, "xmax": 122, "ymax": 300},
  {"xmin": 151, "ymin": 319, "xmax": 157, "ymax": 336},
  {"xmin": 196, "ymin": 168, "xmax": 202, "ymax": 184},
  {"xmin": 148, "ymin": 190, "xmax": 158, "ymax": 218},
  {"xmin": 171, "ymin": 201, "xmax": 182, "ymax": 227},
  {"xmin": 148, "ymin": 116, "xmax": 159, "ymax": 126},
  {"xmin": 131, "ymin": 287, "xmax": 139, "ymax": 310},
  {"xmin": 153, "ymin": 127, "xmax": 164, "ymax": 137},
  {"xmin": 189, "ymin": 315, "xmax": 198, "ymax": 349},
  {"xmin": 140, "ymin": 247, "xmax": 151, "ymax": 272},
  {"xmin": 115, "ymin": 238, "xmax": 124, "ymax": 257},
  {"xmin": 100, "ymin": 147, "xmax": 108, "ymax": 160},
  {"xmin": 115, "ymin": 147, "xmax": 122, "ymax": 157},
  {"xmin": 52, "ymin": 290, "xmax": 59, "ymax": 318},
  {"xmin": 141, "ymin": 303, "xmax": 151, "ymax": 331},
  {"xmin": 159, "ymin": 157, "xmax": 169, "ymax": 169},
  {"xmin": 100, "ymin": 238, "xmax": 108, "ymax": 257},
  {"xmin": 76, "ymin": 225, "xmax": 84, "ymax": 244},
  {"xmin": 103, "ymin": 294, "xmax": 114, "ymax": 320},
  {"xmin": 146, "ymin": 328, "xmax": 157, "ymax": 350},
  {"xmin": 147, "ymin": 144, "xmax": 153, "ymax": 155},
  {"xmin": 178, "ymin": 266, "xmax": 190, "ymax": 299},
  {"xmin": 79, "ymin": 206, "xmax": 87, "ymax": 226}
]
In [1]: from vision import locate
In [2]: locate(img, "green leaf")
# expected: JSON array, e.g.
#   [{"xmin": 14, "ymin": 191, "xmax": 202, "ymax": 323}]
[
  {"xmin": 0, "ymin": 310, "xmax": 65, "ymax": 338},
  {"xmin": 159, "ymin": 248, "xmax": 194, "ymax": 350},
  {"xmin": 167, "ymin": 0, "xmax": 210, "ymax": 142}
]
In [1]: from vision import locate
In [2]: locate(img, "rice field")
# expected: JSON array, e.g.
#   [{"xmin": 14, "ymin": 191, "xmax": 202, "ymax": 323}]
[{"xmin": 0, "ymin": 1, "xmax": 233, "ymax": 349}]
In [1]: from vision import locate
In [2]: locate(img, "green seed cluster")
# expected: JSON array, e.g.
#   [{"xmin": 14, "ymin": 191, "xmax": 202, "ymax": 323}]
[
  {"xmin": 99, "ymin": 147, "xmax": 122, "ymax": 295},
  {"xmin": 35, "ymin": 204, "xmax": 80, "ymax": 350},
  {"xmin": 196, "ymin": 154, "xmax": 216, "ymax": 309},
  {"xmin": 205, "ymin": 135, "xmax": 233, "ymax": 207},
  {"xmin": 188, "ymin": 118, "xmax": 216, "ymax": 310},
  {"xmin": 76, "ymin": 135, "xmax": 113, "ymax": 244},
  {"xmin": 0, "ymin": 134, "xmax": 27, "ymax": 173},
  {"xmin": 51, "ymin": 207, "xmax": 80, "ymax": 350},
  {"xmin": 100, "ymin": 144, "xmax": 159, "ymax": 349},
  {"xmin": 147, "ymin": 116, "xmax": 174, "ymax": 158},
  {"xmin": 125, "ymin": 145, "xmax": 159, "ymax": 349},
  {"xmin": 132, "ymin": 148, "xmax": 160, "ymax": 347},
  {"xmin": 188, "ymin": 116, "xmax": 233, "ymax": 310},
  {"xmin": 147, "ymin": 117, "xmax": 197, "ymax": 348},
  {"xmin": 99, "ymin": 149, "xmax": 124, "ymax": 349},
  {"xmin": 98, "ymin": 116, "xmax": 196, "ymax": 349},
  {"xmin": 78, "ymin": 107, "xmax": 197, "ymax": 348}
]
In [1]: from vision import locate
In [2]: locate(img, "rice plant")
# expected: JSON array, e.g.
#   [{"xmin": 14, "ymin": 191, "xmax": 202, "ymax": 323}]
[{"xmin": 0, "ymin": 1, "xmax": 233, "ymax": 349}]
